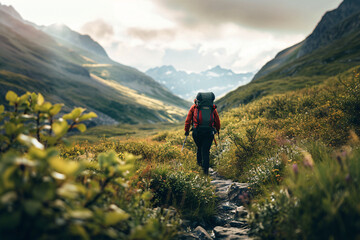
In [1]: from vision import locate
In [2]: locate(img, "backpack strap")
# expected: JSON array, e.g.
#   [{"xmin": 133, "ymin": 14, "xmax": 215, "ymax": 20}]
[{"xmin": 197, "ymin": 107, "xmax": 200, "ymax": 126}]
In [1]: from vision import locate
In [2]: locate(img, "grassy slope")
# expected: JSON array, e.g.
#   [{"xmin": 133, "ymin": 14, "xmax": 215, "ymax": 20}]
[
  {"xmin": 218, "ymin": 5, "xmax": 360, "ymax": 112},
  {"xmin": 43, "ymin": 27, "xmax": 190, "ymax": 110},
  {"xmin": 218, "ymin": 30, "xmax": 360, "ymax": 111},
  {"xmin": 0, "ymin": 11, "xmax": 189, "ymax": 124}
]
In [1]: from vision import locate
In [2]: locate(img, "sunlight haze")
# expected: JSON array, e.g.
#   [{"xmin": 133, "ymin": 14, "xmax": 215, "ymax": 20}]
[{"xmin": 1, "ymin": 0, "xmax": 343, "ymax": 73}]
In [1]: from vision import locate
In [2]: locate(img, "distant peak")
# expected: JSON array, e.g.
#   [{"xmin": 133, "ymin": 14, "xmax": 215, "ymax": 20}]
[
  {"xmin": 47, "ymin": 23, "xmax": 72, "ymax": 32},
  {"xmin": 160, "ymin": 65, "xmax": 176, "ymax": 71},
  {"xmin": 204, "ymin": 65, "xmax": 233, "ymax": 74},
  {"xmin": 0, "ymin": 3, "xmax": 23, "ymax": 20},
  {"xmin": 147, "ymin": 65, "xmax": 176, "ymax": 73}
]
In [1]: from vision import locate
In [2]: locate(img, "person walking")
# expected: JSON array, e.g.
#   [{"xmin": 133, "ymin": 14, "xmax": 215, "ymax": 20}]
[{"xmin": 184, "ymin": 92, "xmax": 221, "ymax": 175}]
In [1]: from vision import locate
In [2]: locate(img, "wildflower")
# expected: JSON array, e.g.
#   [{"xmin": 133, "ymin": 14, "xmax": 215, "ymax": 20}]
[
  {"xmin": 345, "ymin": 174, "xmax": 351, "ymax": 183},
  {"xmin": 292, "ymin": 163, "xmax": 299, "ymax": 176}
]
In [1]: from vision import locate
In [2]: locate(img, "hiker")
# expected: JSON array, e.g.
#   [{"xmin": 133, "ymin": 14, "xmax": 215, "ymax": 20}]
[{"xmin": 184, "ymin": 92, "xmax": 221, "ymax": 175}]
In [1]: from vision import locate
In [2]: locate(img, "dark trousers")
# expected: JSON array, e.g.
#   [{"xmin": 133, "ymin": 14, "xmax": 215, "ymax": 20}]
[{"xmin": 192, "ymin": 128, "xmax": 214, "ymax": 175}]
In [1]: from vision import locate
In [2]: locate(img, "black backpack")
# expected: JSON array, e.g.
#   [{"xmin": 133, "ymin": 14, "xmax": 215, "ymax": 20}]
[{"xmin": 195, "ymin": 92, "xmax": 215, "ymax": 130}]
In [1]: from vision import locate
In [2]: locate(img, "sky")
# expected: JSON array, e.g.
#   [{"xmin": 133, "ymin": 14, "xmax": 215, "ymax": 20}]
[{"xmin": 1, "ymin": 0, "xmax": 343, "ymax": 73}]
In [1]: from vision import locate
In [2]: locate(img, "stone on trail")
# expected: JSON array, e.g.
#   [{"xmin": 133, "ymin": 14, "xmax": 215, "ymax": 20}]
[
  {"xmin": 193, "ymin": 226, "xmax": 212, "ymax": 240},
  {"xmin": 229, "ymin": 220, "xmax": 247, "ymax": 228},
  {"xmin": 176, "ymin": 232, "xmax": 199, "ymax": 240},
  {"xmin": 227, "ymin": 183, "xmax": 250, "ymax": 205},
  {"xmin": 235, "ymin": 206, "xmax": 248, "ymax": 218},
  {"xmin": 214, "ymin": 226, "xmax": 249, "ymax": 239}
]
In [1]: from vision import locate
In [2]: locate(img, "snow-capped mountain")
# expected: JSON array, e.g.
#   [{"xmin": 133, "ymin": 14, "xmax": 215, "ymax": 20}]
[{"xmin": 146, "ymin": 65, "xmax": 254, "ymax": 100}]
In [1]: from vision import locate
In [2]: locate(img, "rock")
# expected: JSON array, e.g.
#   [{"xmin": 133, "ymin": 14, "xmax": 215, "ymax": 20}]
[
  {"xmin": 193, "ymin": 226, "xmax": 212, "ymax": 240},
  {"xmin": 214, "ymin": 226, "xmax": 249, "ymax": 238},
  {"xmin": 221, "ymin": 201, "xmax": 237, "ymax": 211},
  {"xmin": 212, "ymin": 214, "xmax": 229, "ymax": 226},
  {"xmin": 212, "ymin": 179, "xmax": 233, "ymax": 200},
  {"xmin": 235, "ymin": 206, "xmax": 248, "ymax": 218},
  {"xmin": 227, "ymin": 183, "xmax": 250, "ymax": 205},
  {"xmin": 176, "ymin": 232, "xmax": 199, "ymax": 240},
  {"xmin": 223, "ymin": 235, "xmax": 251, "ymax": 240},
  {"xmin": 229, "ymin": 220, "xmax": 247, "ymax": 228}
]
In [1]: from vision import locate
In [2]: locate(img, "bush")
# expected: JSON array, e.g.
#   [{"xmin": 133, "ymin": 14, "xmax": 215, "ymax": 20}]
[
  {"xmin": 249, "ymin": 143, "xmax": 360, "ymax": 240},
  {"xmin": 0, "ymin": 91, "xmax": 179, "ymax": 239},
  {"xmin": 226, "ymin": 124, "xmax": 276, "ymax": 181},
  {"xmin": 136, "ymin": 165, "xmax": 217, "ymax": 222}
]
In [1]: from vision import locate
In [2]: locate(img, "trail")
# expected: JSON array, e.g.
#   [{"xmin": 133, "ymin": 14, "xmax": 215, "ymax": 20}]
[{"xmin": 178, "ymin": 169, "xmax": 253, "ymax": 240}]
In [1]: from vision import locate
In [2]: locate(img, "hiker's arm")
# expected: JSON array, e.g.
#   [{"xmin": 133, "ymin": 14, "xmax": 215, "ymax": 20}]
[
  {"xmin": 184, "ymin": 105, "xmax": 195, "ymax": 132},
  {"xmin": 214, "ymin": 109, "xmax": 221, "ymax": 132}
]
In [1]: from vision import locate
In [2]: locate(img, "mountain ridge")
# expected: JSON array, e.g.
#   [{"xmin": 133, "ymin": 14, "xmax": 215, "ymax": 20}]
[
  {"xmin": 218, "ymin": 0, "xmax": 360, "ymax": 111},
  {"xmin": 146, "ymin": 65, "xmax": 253, "ymax": 100},
  {"xmin": 0, "ymin": 3, "xmax": 190, "ymax": 124}
]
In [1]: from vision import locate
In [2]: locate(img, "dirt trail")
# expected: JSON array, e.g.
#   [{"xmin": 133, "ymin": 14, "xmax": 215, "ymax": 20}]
[{"xmin": 178, "ymin": 168, "xmax": 253, "ymax": 240}]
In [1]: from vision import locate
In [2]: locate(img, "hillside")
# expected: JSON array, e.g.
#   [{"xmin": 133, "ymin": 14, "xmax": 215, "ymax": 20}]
[
  {"xmin": 0, "ymin": 4, "xmax": 190, "ymax": 124},
  {"xmin": 218, "ymin": 0, "xmax": 360, "ymax": 111},
  {"xmin": 146, "ymin": 65, "xmax": 253, "ymax": 100}
]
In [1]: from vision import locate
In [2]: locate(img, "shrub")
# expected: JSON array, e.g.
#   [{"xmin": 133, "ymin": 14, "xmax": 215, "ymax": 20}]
[
  {"xmin": 227, "ymin": 124, "xmax": 276, "ymax": 180},
  {"xmin": 249, "ymin": 143, "xmax": 360, "ymax": 240},
  {"xmin": 0, "ymin": 91, "xmax": 179, "ymax": 239},
  {"xmin": 137, "ymin": 165, "xmax": 217, "ymax": 222}
]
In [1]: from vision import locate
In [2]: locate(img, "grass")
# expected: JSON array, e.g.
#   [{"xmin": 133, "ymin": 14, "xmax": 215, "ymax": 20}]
[
  {"xmin": 0, "ymin": 17, "xmax": 189, "ymax": 125},
  {"xmin": 218, "ymin": 31, "xmax": 360, "ymax": 111}
]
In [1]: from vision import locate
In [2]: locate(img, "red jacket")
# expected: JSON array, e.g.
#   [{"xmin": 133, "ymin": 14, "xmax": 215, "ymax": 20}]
[{"xmin": 184, "ymin": 104, "xmax": 221, "ymax": 132}]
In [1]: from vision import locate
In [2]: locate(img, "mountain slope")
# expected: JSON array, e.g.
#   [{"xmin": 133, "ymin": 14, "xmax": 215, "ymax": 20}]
[
  {"xmin": 42, "ymin": 24, "xmax": 189, "ymax": 108},
  {"xmin": 0, "ymin": 4, "xmax": 189, "ymax": 124},
  {"xmin": 218, "ymin": 0, "xmax": 360, "ymax": 111},
  {"xmin": 146, "ymin": 65, "xmax": 253, "ymax": 100}
]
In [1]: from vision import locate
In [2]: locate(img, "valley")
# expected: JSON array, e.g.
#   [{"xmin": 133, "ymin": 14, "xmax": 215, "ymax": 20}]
[{"xmin": 0, "ymin": 0, "xmax": 360, "ymax": 239}]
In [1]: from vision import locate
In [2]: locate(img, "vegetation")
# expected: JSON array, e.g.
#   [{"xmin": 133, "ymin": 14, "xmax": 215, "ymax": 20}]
[
  {"xmin": 218, "ymin": 31, "xmax": 360, "ymax": 111},
  {"xmin": 1, "ymin": 68, "xmax": 359, "ymax": 239},
  {"xmin": 0, "ymin": 90, "xmax": 204, "ymax": 239},
  {"xmin": 212, "ymin": 68, "xmax": 360, "ymax": 239}
]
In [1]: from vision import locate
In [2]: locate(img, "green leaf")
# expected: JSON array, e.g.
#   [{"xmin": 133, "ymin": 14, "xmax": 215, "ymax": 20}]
[
  {"xmin": 0, "ymin": 105, "xmax": 4, "ymax": 114},
  {"xmin": 39, "ymin": 102, "xmax": 52, "ymax": 112},
  {"xmin": 98, "ymin": 151, "xmax": 119, "ymax": 170},
  {"xmin": 49, "ymin": 157, "xmax": 80, "ymax": 176},
  {"xmin": 69, "ymin": 224, "xmax": 90, "ymax": 240},
  {"xmin": 104, "ymin": 210, "xmax": 129, "ymax": 226},
  {"xmin": 3, "ymin": 166, "xmax": 17, "ymax": 189},
  {"xmin": 18, "ymin": 93, "xmax": 29, "ymax": 105},
  {"xmin": 57, "ymin": 183, "xmax": 85, "ymax": 199},
  {"xmin": 76, "ymin": 124, "xmax": 86, "ymax": 133},
  {"xmin": 32, "ymin": 182, "xmax": 56, "ymax": 201},
  {"xmin": 69, "ymin": 209, "xmax": 93, "ymax": 219},
  {"xmin": 5, "ymin": 91, "xmax": 18, "ymax": 103},
  {"xmin": 30, "ymin": 92, "xmax": 38, "ymax": 106},
  {"xmin": 78, "ymin": 112, "xmax": 98, "ymax": 122},
  {"xmin": 49, "ymin": 104, "xmax": 63, "ymax": 116},
  {"xmin": 18, "ymin": 134, "xmax": 44, "ymax": 149},
  {"xmin": 37, "ymin": 93, "xmax": 44, "ymax": 105},
  {"xmin": 0, "ymin": 191, "xmax": 17, "ymax": 204},
  {"xmin": 24, "ymin": 200, "xmax": 42, "ymax": 216},
  {"xmin": 63, "ymin": 108, "xmax": 85, "ymax": 121},
  {"xmin": 52, "ymin": 120, "xmax": 69, "ymax": 137},
  {"xmin": 5, "ymin": 122, "xmax": 17, "ymax": 135}
]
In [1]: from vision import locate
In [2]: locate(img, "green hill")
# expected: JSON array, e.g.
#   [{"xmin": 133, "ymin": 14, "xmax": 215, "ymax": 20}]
[
  {"xmin": 0, "ymin": 4, "xmax": 190, "ymax": 125},
  {"xmin": 218, "ymin": 0, "xmax": 360, "ymax": 111}
]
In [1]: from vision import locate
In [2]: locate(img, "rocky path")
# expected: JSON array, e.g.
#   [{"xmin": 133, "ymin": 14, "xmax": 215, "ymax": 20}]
[{"xmin": 178, "ymin": 169, "xmax": 252, "ymax": 240}]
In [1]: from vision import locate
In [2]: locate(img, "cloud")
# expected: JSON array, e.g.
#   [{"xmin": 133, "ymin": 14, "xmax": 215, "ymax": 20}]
[
  {"xmin": 81, "ymin": 19, "xmax": 114, "ymax": 39},
  {"xmin": 127, "ymin": 28, "xmax": 177, "ymax": 41},
  {"xmin": 154, "ymin": 0, "xmax": 342, "ymax": 32}
]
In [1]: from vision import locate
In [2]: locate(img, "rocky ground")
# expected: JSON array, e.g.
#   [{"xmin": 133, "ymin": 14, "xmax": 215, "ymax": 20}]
[{"xmin": 178, "ymin": 169, "xmax": 253, "ymax": 240}]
